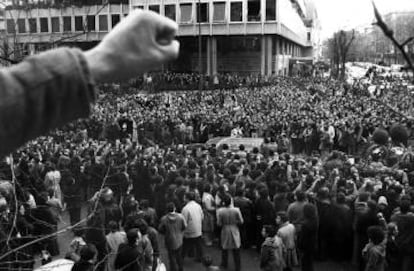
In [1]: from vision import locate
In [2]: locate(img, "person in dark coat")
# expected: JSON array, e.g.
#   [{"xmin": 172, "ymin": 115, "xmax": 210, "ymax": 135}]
[
  {"xmin": 29, "ymin": 191, "xmax": 60, "ymax": 257},
  {"xmin": 115, "ymin": 228, "xmax": 153, "ymax": 271},
  {"xmin": 391, "ymin": 197, "xmax": 414, "ymax": 271},
  {"xmin": 355, "ymin": 200, "xmax": 381, "ymax": 271},
  {"xmin": 254, "ymin": 187, "xmax": 276, "ymax": 252},
  {"xmin": 61, "ymin": 168, "xmax": 82, "ymax": 226},
  {"xmin": 297, "ymin": 203, "xmax": 318, "ymax": 271},
  {"xmin": 233, "ymin": 188, "xmax": 253, "ymax": 249},
  {"xmin": 71, "ymin": 244, "xmax": 98, "ymax": 271},
  {"xmin": 331, "ymin": 192, "xmax": 353, "ymax": 262}
]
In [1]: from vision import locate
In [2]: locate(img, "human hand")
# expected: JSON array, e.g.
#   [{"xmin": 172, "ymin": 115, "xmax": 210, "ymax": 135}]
[{"xmin": 85, "ymin": 10, "xmax": 179, "ymax": 83}]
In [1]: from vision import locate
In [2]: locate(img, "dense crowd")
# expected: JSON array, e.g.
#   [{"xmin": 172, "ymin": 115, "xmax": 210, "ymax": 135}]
[{"xmin": 0, "ymin": 74, "xmax": 414, "ymax": 271}]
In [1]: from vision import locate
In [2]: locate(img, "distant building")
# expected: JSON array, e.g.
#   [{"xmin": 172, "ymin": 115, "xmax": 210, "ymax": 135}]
[{"xmin": 4, "ymin": 0, "xmax": 319, "ymax": 75}]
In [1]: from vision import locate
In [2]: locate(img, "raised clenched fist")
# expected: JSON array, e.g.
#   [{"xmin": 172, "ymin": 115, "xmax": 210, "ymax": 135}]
[{"xmin": 85, "ymin": 10, "xmax": 179, "ymax": 83}]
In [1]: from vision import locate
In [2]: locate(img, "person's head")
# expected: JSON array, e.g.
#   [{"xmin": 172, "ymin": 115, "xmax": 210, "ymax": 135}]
[
  {"xmin": 166, "ymin": 202, "xmax": 176, "ymax": 213},
  {"xmin": 358, "ymin": 192, "xmax": 370, "ymax": 203},
  {"xmin": 295, "ymin": 190, "xmax": 306, "ymax": 202},
  {"xmin": 276, "ymin": 211, "xmax": 288, "ymax": 225},
  {"xmin": 367, "ymin": 226, "xmax": 385, "ymax": 245},
  {"xmin": 258, "ymin": 187, "xmax": 269, "ymax": 200},
  {"xmin": 202, "ymin": 255, "xmax": 214, "ymax": 268},
  {"xmin": 222, "ymin": 194, "xmax": 232, "ymax": 207},
  {"xmin": 400, "ymin": 197, "xmax": 411, "ymax": 214},
  {"xmin": 136, "ymin": 218, "xmax": 149, "ymax": 235},
  {"xmin": 185, "ymin": 191, "xmax": 196, "ymax": 202},
  {"xmin": 126, "ymin": 228, "xmax": 140, "ymax": 245},
  {"xmin": 140, "ymin": 199, "xmax": 149, "ymax": 209},
  {"xmin": 303, "ymin": 203, "xmax": 318, "ymax": 224},
  {"xmin": 336, "ymin": 192, "xmax": 346, "ymax": 205},
  {"xmin": 79, "ymin": 244, "xmax": 98, "ymax": 263},
  {"xmin": 387, "ymin": 222, "xmax": 398, "ymax": 237},
  {"xmin": 37, "ymin": 191, "xmax": 49, "ymax": 205},
  {"xmin": 108, "ymin": 220, "xmax": 119, "ymax": 233},
  {"xmin": 261, "ymin": 225, "xmax": 276, "ymax": 238}
]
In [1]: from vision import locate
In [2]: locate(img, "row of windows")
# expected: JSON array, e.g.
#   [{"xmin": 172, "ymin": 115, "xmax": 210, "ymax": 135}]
[
  {"xmin": 136, "ymin": 0, "xmax": 276, "ymax": 23},
  {"xmin": 7, "ymin": 14, "xmax": 123, "ymax": 33},
  {"xmin": 6, "ymin": 0, "xmax": 277, "ymax": 34}
]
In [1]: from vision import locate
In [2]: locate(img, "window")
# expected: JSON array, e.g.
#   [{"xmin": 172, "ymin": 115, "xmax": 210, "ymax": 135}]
[
  {"xmin": 75, "ymin": 16, "xmax": 83, "ymax": 31},
  {"xmin": 307, "ymin": 32, "xmax": 311, "ymax": 41},
  {"xmin": 266, "ymin": 0, "xmax": 276, "ymax": 21},
  {"xmin": 180, "ymin": 3, "xmax": 192, "ymax": 23},
  {"xmin": 63, "ymin": 16, "xmax": 72, "ymax": 32},
  {"xmin": 99, "ymin": 15, "xmax": 108, "ymax": 31},
  {"xmin": 248, "ymin": 0, "xmax": 261, "ymax": 21},
  {"xmin": 111, "ymin": 14, "xmax": 120, "ymax": 28},
  {"xmin": 29, "ymin": 18, "xmax": 37, "ymax": 33},
  {"xmin": 87, "ymin": 15, "xmax": 95, "ymax": 31},
  {"xmin": 164, "ymin": 4, "xmax": 176, "ymax": 21},
  {"xmin": 17, "ymin": 19, "xmax": 26, "ymax": 33},
  {"xmin": 51, "ymin": 17, "xmax": 60, "ymax": 33},
  {"xmin": 230, "ymin": 2, "xmax": 242, "ymax": 22},
  {"xmin": 133, "ymin": 5, "xmax": 143, "ymax": 10},
  {"xmin": 40, "ymin": 17, "xmax": 48, "ymax": 32},
  {"xmin": 213, "ymin": 2, "xmax": 225, "ymax": 22},
  {"xmin": 149, "ymin": 5, "xmax": 160, "ymax": 14},
  {"xmin": 196, "ymin": 2, "xmax": 208, "ymax": 23},
  {"xmin": 6, "ymin": 19, "xmax": 15, "ymax": 34}
]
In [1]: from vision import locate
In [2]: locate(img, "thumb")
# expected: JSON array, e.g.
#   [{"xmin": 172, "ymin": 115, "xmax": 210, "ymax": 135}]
[
  {"xmin": 158, "ymin": 40, "xmax": 180, "ymax": 62},
  {"xmin": 154, "ymin": 15, "xmax": 179, "ymax": 61}
]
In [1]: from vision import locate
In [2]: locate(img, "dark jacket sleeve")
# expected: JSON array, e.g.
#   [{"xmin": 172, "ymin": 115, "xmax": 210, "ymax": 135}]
[{"xmin": 0, "ymin": 48, "xmax": 96, "ymax": 158}]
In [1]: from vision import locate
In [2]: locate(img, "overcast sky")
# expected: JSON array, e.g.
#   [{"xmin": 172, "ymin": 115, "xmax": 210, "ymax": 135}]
[{"xmin": 314, "ymin": 0, "xmax": 414, "ymax": 39}]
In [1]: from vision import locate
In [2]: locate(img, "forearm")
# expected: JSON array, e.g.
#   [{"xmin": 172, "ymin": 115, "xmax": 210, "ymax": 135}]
[{"xmin": 0, "ymin": 48, "xmax": 96, "ymax": 158}]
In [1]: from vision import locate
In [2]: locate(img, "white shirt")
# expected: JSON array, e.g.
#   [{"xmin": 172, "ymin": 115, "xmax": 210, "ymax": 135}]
[{"xmin": 182, "ymin": 200, "xmax": 204, "ymax": 238}]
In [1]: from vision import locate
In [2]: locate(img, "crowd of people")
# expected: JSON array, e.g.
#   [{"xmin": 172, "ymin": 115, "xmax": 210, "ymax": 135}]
[{"xmin": 0, "ymin": 74, "xmax": 413, "ymax": 271}]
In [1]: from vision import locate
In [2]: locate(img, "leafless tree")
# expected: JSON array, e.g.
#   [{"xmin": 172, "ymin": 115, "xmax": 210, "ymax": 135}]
[{"xmin": 328, "ymin": 29, "xmax": 355, "ymax": 80}]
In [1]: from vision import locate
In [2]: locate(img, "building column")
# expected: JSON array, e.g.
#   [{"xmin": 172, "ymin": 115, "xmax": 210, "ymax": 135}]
[
  {"xmin": 212, "ymin": 36, "xmax": 217, "ymax": 75},
  {"xmin": 274, "ymin": 36, "xmax": 280, "ymax": 74},
  {"xmin": 261, "ymin": 36, "xmax": 266, "ymax": 76},
  {"xmin": 266, "ymin": 36, "xmax": 273, "ymax": 76},
  {"xmin": 207, "ymin": 37, "xmax": 211, "ymax": 76}
]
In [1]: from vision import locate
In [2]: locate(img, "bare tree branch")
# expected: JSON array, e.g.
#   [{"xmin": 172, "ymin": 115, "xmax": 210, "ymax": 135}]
[{"xmin": 372, "ymin": 0, "xmax": 414, "ymax": 77}]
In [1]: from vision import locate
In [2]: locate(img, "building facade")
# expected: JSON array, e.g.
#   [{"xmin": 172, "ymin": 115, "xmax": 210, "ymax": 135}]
[{"xmin": 3, "ymin": 0, "xmax": 317, "ymax": 75}]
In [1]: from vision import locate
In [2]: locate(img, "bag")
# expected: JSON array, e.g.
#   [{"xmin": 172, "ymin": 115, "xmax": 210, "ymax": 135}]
[{"xmin": 155, "ymin": 258, "xmax": 166, "ymax": 271}]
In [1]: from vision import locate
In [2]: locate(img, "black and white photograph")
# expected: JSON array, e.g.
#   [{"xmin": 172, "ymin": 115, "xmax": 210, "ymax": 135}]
[{"xmin": 0, "ymin": 0, "xmax": 414, "ymax": 270}]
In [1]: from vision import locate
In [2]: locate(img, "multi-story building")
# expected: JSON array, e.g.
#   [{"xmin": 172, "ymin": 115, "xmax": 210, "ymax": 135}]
[{"xmin": 4, "ymin": 0, "xmax": 318, "ymax": 75}]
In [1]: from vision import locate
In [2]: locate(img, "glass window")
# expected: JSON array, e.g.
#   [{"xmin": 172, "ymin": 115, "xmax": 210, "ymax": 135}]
[
  {"xmin": 87, "ymin": 15, "xmax": 95, "ymax": 31},
  {"xmin": 6, "ymin": 19, "xmax": 15, "ymax": 34},
  {"xmin": 180, "ymin": 3, "xmax": 192, "ymax": 23},
  {"xmin": 17, "ymin": 18, "xmax": 26, "ymax": 33},
  {"xmin": 164, "ymin": 4, "xmax": 176, "ymax": 21},
  {"xmin": 40, "ymin": 17, "xmax": 48, "ymax": 32},
  {"xmin": 230, "ymin": 2, "xmax": 242, "ymax": 22},
  {"xmin": 213, "ymin": 2, "xmax": 225, "ymax": 22},
  {"xmin": 196, "ymin": 2, "xmax": 208, "ymax": 23},
  {"xmin": 29, "ymin": 18, "xmax": 37, "ymax": 33},
  {"xmin": 63, "ymin": 16, "xmax": 71, "ymax": 32},
  {"xmin": 134, "ymin": 5, "xmax": 143, "ymax": 10},
  {"xmin": 51, "ymin": 17, "xmax": 60, "ymax": 33},
  {"xmin": 111, "ymin": 14, "xmax": 120, "ymax": 28},
  {"xmin": 99, "ymin": 15, "xmax": 108, "ymax": 31},
  {"xmin": 248, "ymin": 0, "xmax": 261, "ymax": 21},
  {"xmin": 75, "ymin": 16, "xmax": 83, "ymax": 31},
  {"xmin": 266, "ymin": 0, "xmax": 276, "ymax": 21},
  {"xmin": 149, "ymin": 5, "xmax": 160, "ymax": 13}
]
